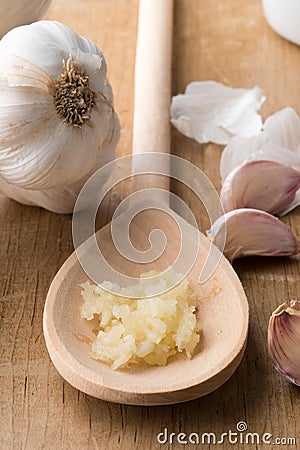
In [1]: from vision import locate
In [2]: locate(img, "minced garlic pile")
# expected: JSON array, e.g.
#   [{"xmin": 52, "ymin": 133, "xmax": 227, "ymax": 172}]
[{"xmin": 80, "ymin": 270, "xmax": 200, "ymax": 370}]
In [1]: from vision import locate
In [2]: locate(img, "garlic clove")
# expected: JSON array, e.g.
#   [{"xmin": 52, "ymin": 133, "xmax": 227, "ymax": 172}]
[
  {"xmin": 170, "ymin": 81, "xmax": 265, "ymax": 145},
  {"xmin": 207, "ymin": 208, "xmax": 300, "ymax": 261},
  {"xmin": 0, "ymin": 0, "xmax": 51, "ymax": 39},
  {"xmin": 268, "ymin": 301, "xmax": 300, "ymax": 386},
  {"xmin": 221, "ymin": 160, "xmax": 300, "ymax": 214},
  {"xmin": 220, "ymin": 107, "xmax": 300, "ymax": 183},
  {"xmin": 220, "ymin": 134, "xmax": 300, "ymax": 183}
]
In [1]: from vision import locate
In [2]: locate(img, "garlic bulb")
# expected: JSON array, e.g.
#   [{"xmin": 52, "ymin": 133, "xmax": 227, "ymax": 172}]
[
  {"xmin": 268, "ymin": 301, "xmax": 300, "ymax": 386},
  {"xmin": 207, "ymin": 208, "xmax": 300, "ymax": 261},
  {"xmin": 0, "ymin": 0, "xmax": 51, "ymax": 38},
  {"xmin": 0, "ymin": 21, "xmax": 120, "ymax": 213},
  {"xmin": 221, "ymin": 160, "xmax": 300, "ymax": 215}
]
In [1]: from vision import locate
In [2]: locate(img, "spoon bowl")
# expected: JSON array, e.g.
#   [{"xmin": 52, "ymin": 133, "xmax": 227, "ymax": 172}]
[{"xmin": 43, "ymin": 209, "xmax": 248, "ymax": 405}]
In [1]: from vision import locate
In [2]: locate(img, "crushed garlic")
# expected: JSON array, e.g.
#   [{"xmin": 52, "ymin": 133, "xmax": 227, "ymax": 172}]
[{"xmin": 80, "ymin": 270, "xmax": 200, "ymax": 370}]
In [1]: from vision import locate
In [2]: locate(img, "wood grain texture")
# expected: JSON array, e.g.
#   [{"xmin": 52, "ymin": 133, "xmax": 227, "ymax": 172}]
[{"xmin": 0, "ymin": 0, "xmax": 300, "ymax": 448}]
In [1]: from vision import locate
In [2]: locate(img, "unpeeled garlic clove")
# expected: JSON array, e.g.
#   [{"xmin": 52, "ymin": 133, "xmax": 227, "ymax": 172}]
[
  {"xmin": 207, "ymin": 208, "xmax": 300, "ymax": 261},
  {"xmin": 221, "ymin": 160, "xmax": 300, "ymax": 214},
  {"xmin": 220, "ymin": 107, "xmax": 300, "ymax": 183},
  {"xmin": 268, "ymin": 301, "xmax": 300, "ymax": 386}
]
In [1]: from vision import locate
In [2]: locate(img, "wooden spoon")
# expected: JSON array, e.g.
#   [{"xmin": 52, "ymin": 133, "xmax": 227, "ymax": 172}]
[{"xmin": 43, "ymin": 0, "xmax": 249, "ymax": 405}]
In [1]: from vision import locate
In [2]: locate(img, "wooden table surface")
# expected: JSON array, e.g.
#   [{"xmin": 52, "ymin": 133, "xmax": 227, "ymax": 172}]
[{"xmin": 1, "ymin": 0, "xmax": 300, "ymax": 449}]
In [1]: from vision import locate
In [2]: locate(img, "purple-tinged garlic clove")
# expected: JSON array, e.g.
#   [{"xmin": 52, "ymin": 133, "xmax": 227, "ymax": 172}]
[
  {"xmin": 221, "ymin": 160, "xmax": 300, "ymax": 214},
  {"xmin": 268, "ymin": 301, "xmax": 300, "ymax": 386},
  {"xmin": 220, "ymin": 107, "xmax": 300, "ymax": 184},
  {"xmin": 207, "ymin": 208, "xmax": 300, "ymax": 261}
]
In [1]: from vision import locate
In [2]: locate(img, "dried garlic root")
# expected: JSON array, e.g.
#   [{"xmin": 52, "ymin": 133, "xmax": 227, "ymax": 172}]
[{"xmin": 80, "ymin": 270, "xmax": 200, "ymax": 370}]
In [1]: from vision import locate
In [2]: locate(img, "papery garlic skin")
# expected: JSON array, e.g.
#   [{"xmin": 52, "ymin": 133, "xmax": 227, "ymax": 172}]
[
  {"xmin": 221, "ymin": 160, "xmax": 300, "ymax": 215},
  {"xmin": 170, "ymin": 81, "xmax": 265, "ymax": 145},
  {"xmin": 0, "ymin": 21, "xmax": 120, "ymax": 213},
  {"xmin": 268, "ymin": 301, "xmax": 300, "ymax": 386},
  {"xmin": 207, "ymin": 208, "xmax": 300, "ymax": 261},
  {"xmin": 0, "ymin": 0, "xmax": 51, "ymax": 38}
]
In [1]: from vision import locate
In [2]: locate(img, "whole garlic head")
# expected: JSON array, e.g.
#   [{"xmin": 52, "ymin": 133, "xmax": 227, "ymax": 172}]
[
  {"xmin": 0, "ymin": 0, "xmax": 51, "ymax": 38},
  {"xmin": 0, "ymin": 21, "xmax": 120, "ymax": 213}
]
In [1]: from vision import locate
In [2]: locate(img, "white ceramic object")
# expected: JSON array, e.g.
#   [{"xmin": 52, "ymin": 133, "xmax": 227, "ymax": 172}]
[{"xmin": 262, "ymin": 0, "xmax": 300, "ymax": 45}]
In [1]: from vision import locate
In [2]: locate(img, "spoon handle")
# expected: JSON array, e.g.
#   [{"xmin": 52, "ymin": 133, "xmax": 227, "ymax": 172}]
[{"xmin": 132, "ymin": 0, "xmax": 173, "ymax": 194}]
